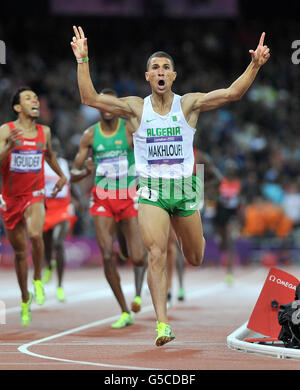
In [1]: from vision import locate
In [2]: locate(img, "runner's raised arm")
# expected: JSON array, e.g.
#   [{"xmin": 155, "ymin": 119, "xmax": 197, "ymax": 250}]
[{"xmin": 70, "ymin": 26, "xmax": 138, "ymax": 119}]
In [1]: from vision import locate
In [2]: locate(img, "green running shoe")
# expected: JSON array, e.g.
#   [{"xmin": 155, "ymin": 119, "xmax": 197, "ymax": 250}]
[
  {"xmin": 131, "ymin": 296, "xmax": 142, "ymax": 313},
  {"xmin": 56, "ymin": 286, "xmax": 65, "ymax": 302},
  {"xmin": 33, "ymin": 279, "xmax": 46, "ymax": 305},
  {"xmin": 42, "ymin": 259, "xmax": 56, "ymax": 284},
  {"xmin": 155, "ymin": 321, "xmax": 175, "ymax": 346},
  {"xmin": 21, "ymin": 292, "xmax": 32, "ymax": 327},
  {"xmin": 111, "ymin": 312, "xmax": 133, "ymax": 329}
]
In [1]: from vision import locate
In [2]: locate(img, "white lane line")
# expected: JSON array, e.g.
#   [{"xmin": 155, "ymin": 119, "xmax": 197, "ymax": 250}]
[
  {"xmin": 18, "ymin": 282, "xmax": 228, "ymax": 370},
  {"xmin": 18, "ymin": 269, "xmax": 263, "ymax": 370},
  {"xmin": 0, "ymin": 343, "xmax": 21, "ymax": 345},
  {"xmin": 18, "ymin": 304, "xmax": 157, "ymax": 370}
]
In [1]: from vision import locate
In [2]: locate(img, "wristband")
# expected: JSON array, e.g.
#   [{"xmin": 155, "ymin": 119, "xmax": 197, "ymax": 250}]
[{"xmin": 77, "ymin": 57, "xmax": 89, "ymax": 64}]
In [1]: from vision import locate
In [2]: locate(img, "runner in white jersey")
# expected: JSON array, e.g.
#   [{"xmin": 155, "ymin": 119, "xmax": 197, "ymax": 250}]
[
  {"xmin": 134, "ymin": 93, "xmax": 195, "ymax": 179},
  {"xmin": 70, "ymin": 26, "xmax": 270, "ymax": 346}
]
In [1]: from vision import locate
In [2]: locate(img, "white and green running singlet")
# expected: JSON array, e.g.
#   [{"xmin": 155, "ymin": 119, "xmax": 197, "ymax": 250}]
[{"xmin": 133, "ymin": 94, "xmax": 203, "ymax": 216}]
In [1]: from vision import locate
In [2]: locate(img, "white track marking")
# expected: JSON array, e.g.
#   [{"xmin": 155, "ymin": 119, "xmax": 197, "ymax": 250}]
[
  {"xmin": 18, "ymin": 304, "xmax": 157, "ymax": 370},
  {"xmin": 16, "ymin": 268, "xmax": 264, "ymax": 370},
  {"xmin": 18, "ymin": 280, "xmax": 240, "ymax": 370}
]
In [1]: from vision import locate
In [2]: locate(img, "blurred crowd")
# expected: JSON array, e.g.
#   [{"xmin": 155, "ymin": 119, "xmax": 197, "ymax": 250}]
[{"xmin": 0, "ymin": 16, "xmax": 299, "ymax": 244}]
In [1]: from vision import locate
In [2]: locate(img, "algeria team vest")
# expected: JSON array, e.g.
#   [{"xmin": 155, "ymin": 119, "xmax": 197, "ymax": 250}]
[
  {"xmin": 133, "ymin": 93, "xmax": 196, "ymax": 179},
  {"xmin": 92, "ymin": 118, "xmax": 136, "ymax": 190},
  {"xmin": 1, "ymin": 121, "xmax": 46, "ymax": 198}
]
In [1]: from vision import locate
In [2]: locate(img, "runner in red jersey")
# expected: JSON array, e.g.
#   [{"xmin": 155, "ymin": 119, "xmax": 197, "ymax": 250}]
[{"xmin": 0, "ymin": 87, "xmax": 67, "ymax": 327}]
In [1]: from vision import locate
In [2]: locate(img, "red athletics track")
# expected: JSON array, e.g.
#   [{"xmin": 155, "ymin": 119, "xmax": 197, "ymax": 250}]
[{"xmin": 1, "ymin": 264, "xmax": 300, "ymax": 371}]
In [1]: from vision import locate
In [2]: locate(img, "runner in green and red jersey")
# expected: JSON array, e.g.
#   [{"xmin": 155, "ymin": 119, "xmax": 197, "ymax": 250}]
[{"xmin": 71, "ymin": 88, "xmax": 147, "ymax": 329}]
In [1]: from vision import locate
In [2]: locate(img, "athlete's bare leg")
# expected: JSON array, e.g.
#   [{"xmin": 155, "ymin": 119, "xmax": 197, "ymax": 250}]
[
  {"xmin": 216, "ymin": 222, "xmax": 234, "ymax": 280},
  {"xmin": 138, "ymin": 203, "xmax": 170, "ymax": 324},
  {"xmin": 23, "ymin": 202, "xmax": 45, "ymax": 281},
  {"xmin": 167, "ymin": 227, "xmax": 186, "ymax": 300},
  {"xmin": 176, "ymin": 242, "xmax": 185, "ymax": 294},
  {"xmin": 5, "ymin": 222, "xmax": 29, "ymax": 303},
  {"xmin": 119, "ymin": 216, "xmax": 147, "ymax": 297},
  {"xmin": 94, "ymin": 215, "xmax": 130, "ymax": 314},
  {"xmin": 166, "ymin": 226, "xmax": 177, "ymax": 299},
  {"xmin": 43, "ymin": 229, "xmax": 53, "ymax": 269},
  {"xmin": 171, "ymin": 210, "xmax": 206, "ymax": 267},
  {"xmin": 116, "ymin": 223, "xmax": 129, "ymax": 259}
]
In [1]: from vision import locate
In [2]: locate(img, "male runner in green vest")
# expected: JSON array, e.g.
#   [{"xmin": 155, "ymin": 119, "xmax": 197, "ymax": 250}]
[
  {"xmin": 71, "ymin": 88, "xmax": 147, "ymax": 328},
  {"xmin": 71, "ymin": 26, "xmax": 270, "ymax": 345}
]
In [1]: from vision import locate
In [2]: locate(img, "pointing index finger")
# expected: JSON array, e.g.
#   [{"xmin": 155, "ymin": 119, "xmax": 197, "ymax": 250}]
[{"xmin": 259, "ymin": 32, "xmax": 265, "ymax": 46}]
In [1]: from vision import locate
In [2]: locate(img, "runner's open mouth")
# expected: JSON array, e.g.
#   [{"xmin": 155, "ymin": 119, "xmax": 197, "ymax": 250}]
[{"xmin": 158, "ymin": 80, "xmax": 165, "ymax": 87}]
